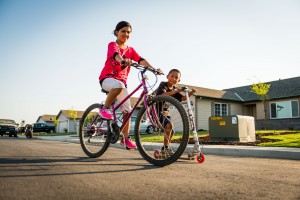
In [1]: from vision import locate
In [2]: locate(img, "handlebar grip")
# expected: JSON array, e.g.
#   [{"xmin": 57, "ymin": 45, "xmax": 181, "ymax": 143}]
[{"xmin": 120, "ymin": 61, "xmax": 126, "ymax": 70}]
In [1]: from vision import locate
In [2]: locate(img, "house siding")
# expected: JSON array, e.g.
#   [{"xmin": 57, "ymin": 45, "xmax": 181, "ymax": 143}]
[
  {"xmin": 256, "ymin": 102, "xmax": 265, "ymax": 120},
  {"xmin": 68, "ymin": 119, "xmax": 80, "ymax": 133},
  {"xmin": 196, "ymin": 98, "xmax": 211, "ymax": 131},
  {"xmin": 57, "ymin": 115, "xmax": 68, "ymax": 133},
  {"xmin": 229, "ymin": 103, "xmax": 243, "ymax": 115}
]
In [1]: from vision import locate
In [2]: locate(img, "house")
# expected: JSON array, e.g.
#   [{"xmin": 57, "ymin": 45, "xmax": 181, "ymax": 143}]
[
  {"xmin": 36, "ymin": 114, "xmax": 56, "ymax": 126},
  {"xmin": 224, "ymin": 76, "xmax": 300, "ymax": 130},
  {"xmin": 177, "ymin": 83, "xmax": 244, "ymax": 131},
  {"xmin": 56, "ymin": 110, "xmax": 84, "ymax": 133},
  {"xmin": 177, "ymin": 76, "xmax": 300, "ymax": 130}
]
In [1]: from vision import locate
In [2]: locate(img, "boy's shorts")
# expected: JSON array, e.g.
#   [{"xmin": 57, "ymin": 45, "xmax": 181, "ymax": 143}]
[{"xmin": 159, "ymin": 115, "xmax": 172, "ymax": 128}]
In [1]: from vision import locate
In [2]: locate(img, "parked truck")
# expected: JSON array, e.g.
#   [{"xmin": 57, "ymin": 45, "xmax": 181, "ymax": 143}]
[
  {"xmin": 0, "ymin": 119, "xmax": 18, "ymax": 137},
  {"xmin": 32, "ymin": 123, "xmax": 55, "ymax": 133}
]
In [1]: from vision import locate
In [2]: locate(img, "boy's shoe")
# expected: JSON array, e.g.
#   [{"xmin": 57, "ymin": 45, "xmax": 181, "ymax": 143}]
[
  {"xmin": 161, "ymin": 147, "xmax": 174, "ymax": 157},
  {"xmin": 99, "ymin": 108, "xmax": 113, "ymax": 119},
  {"xmin": 120, "ymin": 137, "xmax": 137, "ymax": 149}
]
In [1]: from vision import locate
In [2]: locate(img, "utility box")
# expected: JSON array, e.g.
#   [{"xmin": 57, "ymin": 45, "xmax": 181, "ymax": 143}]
[{"xmin": 209, "ymin": 115, "xmax": 256, "ymax": 142}]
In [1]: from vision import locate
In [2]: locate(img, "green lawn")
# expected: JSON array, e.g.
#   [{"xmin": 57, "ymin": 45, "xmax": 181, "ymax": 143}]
[
  {"xmin": 139, "ymin": 130, "xmax": 300, "ymax": 148},
  {"xmin": 256, "ymin": 130, "xmax": 300, "ymax": 148}
]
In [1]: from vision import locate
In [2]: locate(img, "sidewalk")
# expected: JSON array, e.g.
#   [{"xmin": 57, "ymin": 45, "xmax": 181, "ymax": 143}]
[{"xmin": 36, "ymin": 135, "xmax": 300, "ymax": 160}]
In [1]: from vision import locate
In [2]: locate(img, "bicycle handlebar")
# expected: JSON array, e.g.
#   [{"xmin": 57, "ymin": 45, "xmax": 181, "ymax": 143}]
[{"xmin": 120, "ymin": 61, "xmax": 164, "ymax": 75}]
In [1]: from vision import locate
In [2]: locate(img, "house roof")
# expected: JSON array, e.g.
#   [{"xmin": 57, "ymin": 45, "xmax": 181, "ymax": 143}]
[
  {"xmin": 224, "ymin": 76, "xmax": 300, "ymax": 102},
  {"xmin": 56, "ymin": 110, "xmax": 85, "ymax": 119},
  {"xmin": 176, "ymin": 83, "xmax": 243, "ymax": 102},
  {"xmin": 37, "ymin": 114, "xmax": 56, "ymax": 123}
]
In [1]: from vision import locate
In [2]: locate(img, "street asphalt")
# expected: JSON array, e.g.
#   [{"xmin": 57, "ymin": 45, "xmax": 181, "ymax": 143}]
[{"xmin": 34, "ymin": 135, "xmax": 300, "ymax": 160}]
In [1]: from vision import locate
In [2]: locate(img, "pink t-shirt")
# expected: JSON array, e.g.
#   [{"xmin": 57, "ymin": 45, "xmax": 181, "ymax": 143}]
[{"xmin": 99, "ymin": 42, "xmax": 142, "ymax": 85}]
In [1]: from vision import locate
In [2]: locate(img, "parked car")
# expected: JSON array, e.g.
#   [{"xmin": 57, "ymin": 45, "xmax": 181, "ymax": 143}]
[
  {"xmin": 130, "ymin": 116, "xmax": 155, "ymax": 134},
  {"xmin": 32, "ymin": 123, "xmax": 55, "ymax": 133},
  {"xmin": 0, "ymin": 119, "xmax": 18, "ymax": 137}
]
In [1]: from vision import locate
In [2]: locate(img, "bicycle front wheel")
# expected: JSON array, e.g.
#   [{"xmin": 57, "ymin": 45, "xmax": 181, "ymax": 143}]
[
  {"xmin": 134, "ymin": 95, "xmax": 189, "ymax": 166},
  {"xmin": 79, "ymin": 103, "xmax": 110, "ymax": 158}
]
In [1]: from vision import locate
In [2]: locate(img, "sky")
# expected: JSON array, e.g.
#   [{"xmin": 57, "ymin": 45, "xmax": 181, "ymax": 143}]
[{"xmin": 0, "ymin": 0, "xmax": 299, "ymax": 124}]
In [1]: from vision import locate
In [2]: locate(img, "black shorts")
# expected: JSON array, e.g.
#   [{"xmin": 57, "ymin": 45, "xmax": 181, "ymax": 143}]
[{"xmin": 159, "ymin": 115, "xmax": 172, "ymax": 127}]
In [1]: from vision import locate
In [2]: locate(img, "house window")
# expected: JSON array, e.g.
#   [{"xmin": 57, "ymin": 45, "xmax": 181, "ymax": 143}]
[
  {"xmin": 214, "ymin": 103, "xmax": 228, "ymax": 116},
  {"xmin": 270, "ymin": 100, "xmax": 299, "ymax": 119}
]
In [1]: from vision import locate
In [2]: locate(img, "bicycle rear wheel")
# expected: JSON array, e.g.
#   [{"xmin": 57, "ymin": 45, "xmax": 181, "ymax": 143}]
[
  {"xmin": 79, "ymin": 103, "xmax": 110, "ymax": 158},
  {"xmin": 134, "ymin": 95, "xmax": 189, "ymax": 166}
]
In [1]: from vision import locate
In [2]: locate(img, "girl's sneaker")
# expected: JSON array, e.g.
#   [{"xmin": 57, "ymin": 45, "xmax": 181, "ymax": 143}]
[
  {"xmin": 99, "ymin": 108, "xmax": 113, "ymax": 119},
  {"xmin": 120, "ymin": 137, "xmax": 137, "ymax": 149}
]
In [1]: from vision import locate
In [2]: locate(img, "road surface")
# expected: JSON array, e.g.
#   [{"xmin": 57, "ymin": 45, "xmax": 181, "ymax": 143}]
[{"xmin": 0, "ymin": 137, "xmax": 299, "ymax": 200}]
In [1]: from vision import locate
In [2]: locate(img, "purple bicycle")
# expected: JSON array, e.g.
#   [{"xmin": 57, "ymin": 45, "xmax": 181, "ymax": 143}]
[{"xmin": 79, "ymin": 63, "xmax": 190, "ymax": 166}]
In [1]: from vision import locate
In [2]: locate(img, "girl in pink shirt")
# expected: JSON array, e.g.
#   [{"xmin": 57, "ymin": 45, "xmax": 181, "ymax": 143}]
[{"xmin": 99, "ymin": 21, "xmax": 156, "ymax": 149}]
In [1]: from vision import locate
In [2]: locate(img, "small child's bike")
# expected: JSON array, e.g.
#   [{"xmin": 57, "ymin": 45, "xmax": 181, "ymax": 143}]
[{"xmin": 79, "ymin": 63, "xmax": 205, "ymax": 166}]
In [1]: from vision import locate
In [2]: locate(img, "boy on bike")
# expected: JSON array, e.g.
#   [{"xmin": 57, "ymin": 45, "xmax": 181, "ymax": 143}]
[{"xmin": 156, "ymin": 69, "xmax": 196, "ymax": 155}]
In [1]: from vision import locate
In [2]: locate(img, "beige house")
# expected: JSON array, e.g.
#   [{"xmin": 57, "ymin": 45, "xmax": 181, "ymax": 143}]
[
  {"xmin": 36, "ymin": 114, "xmax": 56, "ymax": 126},
  {"xmin": 56, "ymin": 110, "xmax": 84, "ymax": 133},
  {"xmin": 177, "ymin": 76, "xmax": 300, "ymax": 130}
]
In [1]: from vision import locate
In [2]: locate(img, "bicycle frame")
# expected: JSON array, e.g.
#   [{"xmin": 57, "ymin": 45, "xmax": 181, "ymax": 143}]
[
  {"xmin": 110, "ymin": 69, "xmax": 156, "ymax": 134},
  {"xmin": 80, "ymin": 65, "xmax": 205, "ymax": 165}
]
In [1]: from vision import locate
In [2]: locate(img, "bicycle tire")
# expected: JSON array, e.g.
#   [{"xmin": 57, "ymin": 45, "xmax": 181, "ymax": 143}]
[
  {"xmin": 79, "ymin": 103, "xmax": 110, "ymax": 158},
  {"xmin": 134, "ymin": 95, "xmax": 189, "ymax": 166}
]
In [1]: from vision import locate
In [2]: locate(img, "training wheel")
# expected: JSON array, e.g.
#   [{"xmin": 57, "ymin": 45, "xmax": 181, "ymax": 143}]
[
  {"xmin": 154, "ymin": 150, "xmax": 161, "ymax": 159},
  {"xmin": 195, "ymin": 153, "xmax": 205, "ymax": 163}
]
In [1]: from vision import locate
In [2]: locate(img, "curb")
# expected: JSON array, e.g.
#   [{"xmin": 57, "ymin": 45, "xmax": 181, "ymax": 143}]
[
  {"xmin": 194, "ymin": 144, "xmax": 300, "ymax": 160},
  {"xmin": 36, "ymin": 136, "xmax": 300, "ymax": 160}
]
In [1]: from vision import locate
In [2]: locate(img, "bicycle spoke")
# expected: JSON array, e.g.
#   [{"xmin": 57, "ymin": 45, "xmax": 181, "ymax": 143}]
[
  {"xmin": 79, "ymin": 103, "xmax": 110, "ymax": 158},
  {"xmin": 135, "ymin": 95, "xmax": 189, "ymax": 166}
]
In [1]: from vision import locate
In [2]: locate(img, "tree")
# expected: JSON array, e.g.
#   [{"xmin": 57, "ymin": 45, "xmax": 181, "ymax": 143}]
[
  {"xmin": 251, "ymin": 82, "xmax": 271, "ymax": 129},
  {"xmin": 68, "ymin": 108, "xmax": 78, "ymax": 133},
  {"xmin": 53, "ymin": 118, "xmax": 59, "ymax": 132}
]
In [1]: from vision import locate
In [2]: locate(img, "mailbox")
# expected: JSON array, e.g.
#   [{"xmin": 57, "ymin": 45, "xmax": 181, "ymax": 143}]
[{"xmin": 209, "ymin": 115, "xmax": 255, "ymax": 142}]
